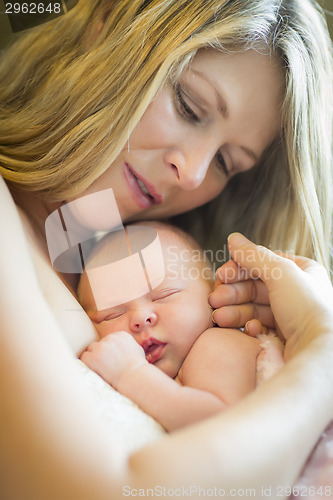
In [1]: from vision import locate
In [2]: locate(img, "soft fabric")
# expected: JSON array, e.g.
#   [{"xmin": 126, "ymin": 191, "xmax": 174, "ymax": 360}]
[
  {"xmin": 77, "ymin": 360, "xmax": 166, "ymax": 454},
  {"xmin": 78, "ymin": 341, "xmax": 333, "ymax": 497}
]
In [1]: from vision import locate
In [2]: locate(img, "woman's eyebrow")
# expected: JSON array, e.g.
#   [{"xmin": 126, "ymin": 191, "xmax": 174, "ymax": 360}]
[
  {"xmin": 191, "ymin": 69, "xmax": 259, "ymax": 163},
  {"xmin": 241, "ymin": 146, "xmax": 258, "ymax": 163},
  {"xmin": 191, "ymin": 69, "xmax": 229, "ymax": 119}
]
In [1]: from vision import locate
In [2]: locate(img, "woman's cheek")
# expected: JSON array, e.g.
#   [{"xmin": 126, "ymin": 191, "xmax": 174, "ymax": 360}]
[{"xmin": 130, "ymin": 90, "xmax": 179, "ymax": 148}]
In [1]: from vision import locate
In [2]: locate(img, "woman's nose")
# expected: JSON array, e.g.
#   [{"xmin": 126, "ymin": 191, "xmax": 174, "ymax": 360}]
[
  {"xmin": 164, "ymin": 146, "xmax": 214, "ymax": 191},
  {"xmin": 129, "ymin": 309, "xmax": 157, "ymax": 333}
]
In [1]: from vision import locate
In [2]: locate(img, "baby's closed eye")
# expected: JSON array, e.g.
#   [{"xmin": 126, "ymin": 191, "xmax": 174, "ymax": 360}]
[
  {"xmin": 151, "ymin": 289, "xmax": 181, "ymax": 302},
  {"xmin": 102, "ymin": 310, "xmax": 125, "ymax": 321},
  {"xmin": 91, "ymin": 309, "xmax": 125, "ymax": 323}
]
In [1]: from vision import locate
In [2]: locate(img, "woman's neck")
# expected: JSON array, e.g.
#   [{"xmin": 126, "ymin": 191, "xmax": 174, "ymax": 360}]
[{"xmin": 11, "ymin": 187, "xmax": 61, "ymax": 245}]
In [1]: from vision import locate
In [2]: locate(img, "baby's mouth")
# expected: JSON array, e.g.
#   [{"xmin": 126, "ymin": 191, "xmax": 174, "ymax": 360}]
[{"xmin": 141, "ymin": 338, "xmax": 166, "ymax": 364}]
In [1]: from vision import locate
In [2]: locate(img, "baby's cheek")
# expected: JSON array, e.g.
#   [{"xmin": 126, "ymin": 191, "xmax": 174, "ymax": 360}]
[
  {"xmin": 198, "ymin": 306, "xmax": 214, "ymax": 334},
  {"xmin": 94, "ymin": 320, "xmax": 120, "ymax": 338}
]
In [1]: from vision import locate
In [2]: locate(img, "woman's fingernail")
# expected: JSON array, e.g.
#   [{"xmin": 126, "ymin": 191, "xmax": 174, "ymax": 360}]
[
  {"xmin": 227, "ymin": 232, "xmax": 250, "ymax": 248},
  {"xmin": 211, "ymin": 309, "xmax": 217, "ymax": 325},
  {"xmin": 244, "ymin": 320, "xmax": 251, "ymax": 332}
]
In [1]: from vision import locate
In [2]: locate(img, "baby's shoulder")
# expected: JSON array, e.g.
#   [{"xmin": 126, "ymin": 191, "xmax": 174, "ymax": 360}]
[
  {"xmin": 196, "ymin": 326, "xmax": 261, "ymax": 350},
  {"xmin": 182, "ymin": 328, "xmax": 262, "ymax": 372}
]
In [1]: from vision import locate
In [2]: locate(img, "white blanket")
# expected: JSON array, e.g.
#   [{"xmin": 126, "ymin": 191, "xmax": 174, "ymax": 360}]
[{"xmin": 77, "ymin": 360, "xmax": 166, "ymax": 455}]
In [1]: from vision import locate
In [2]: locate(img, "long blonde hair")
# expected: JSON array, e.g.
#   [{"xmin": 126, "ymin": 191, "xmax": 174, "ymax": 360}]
[{"xmin": 0, "ymin": 0, "xmax": 332, "ymax": 269}]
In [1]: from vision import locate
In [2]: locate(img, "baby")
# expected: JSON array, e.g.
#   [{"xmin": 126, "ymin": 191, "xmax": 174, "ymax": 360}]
[{"xmin": 79, "ymin": 221, "xmax": 284, "ymax": 431}]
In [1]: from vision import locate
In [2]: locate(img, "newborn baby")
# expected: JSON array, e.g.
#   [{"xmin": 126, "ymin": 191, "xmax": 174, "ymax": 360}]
[{"xmin": 79, "ymin": 221, "xmax": 284, "ymax": 431}]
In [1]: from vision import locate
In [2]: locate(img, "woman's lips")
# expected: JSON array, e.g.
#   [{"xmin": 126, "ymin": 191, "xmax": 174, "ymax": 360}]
[
  {"xmin": 124, "ymin": 163, "xmax": 162, "ymax": 209},
  {"xmin": 141, "ymin": 338, "xmax": 166, "ymax": 364}
]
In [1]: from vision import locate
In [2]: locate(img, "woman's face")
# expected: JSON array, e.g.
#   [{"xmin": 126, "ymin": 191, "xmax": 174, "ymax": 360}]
[{"xmin": 73, "ymin": 49, "xmax": 283, "ymax": 226}]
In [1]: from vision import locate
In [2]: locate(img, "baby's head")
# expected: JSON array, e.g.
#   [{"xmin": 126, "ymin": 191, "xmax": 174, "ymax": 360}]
[{"xmin": 78, "ymin": 221, "xmax": 214, "ymax": 378}]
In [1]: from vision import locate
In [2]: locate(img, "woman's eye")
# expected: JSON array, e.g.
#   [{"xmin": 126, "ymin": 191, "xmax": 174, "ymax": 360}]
[
  {"xmin": 174, "ymin": 84, "xmax": 200, "ymax": 123},
  {"xmin": 215, "ymin": 151, "xmax": 229, "ymax": 177}
]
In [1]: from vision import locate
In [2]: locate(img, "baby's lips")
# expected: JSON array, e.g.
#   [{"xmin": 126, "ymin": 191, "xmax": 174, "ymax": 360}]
[{"xmin": 141, "ymin": 337, "xmax": 163, "ymax": 353}]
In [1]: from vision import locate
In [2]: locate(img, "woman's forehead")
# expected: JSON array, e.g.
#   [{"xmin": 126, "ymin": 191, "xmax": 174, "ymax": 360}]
[{"xmin": 186, "ymin": 48, "xmax": 284, "ymax": 149}]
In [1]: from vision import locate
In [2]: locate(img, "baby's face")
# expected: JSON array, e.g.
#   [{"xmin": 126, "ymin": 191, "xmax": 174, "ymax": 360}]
[{"xmin": 81, "ymin": 228, "xmax": 213, "ymax": 378}]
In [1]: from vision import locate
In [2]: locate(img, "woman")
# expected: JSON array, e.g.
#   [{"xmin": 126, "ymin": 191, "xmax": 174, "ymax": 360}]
[
  {"xmin": 0, "ymin": 0, "xmax": 332, "ymax": 498},
  {"xmin": 1, "ymin": 0, "xmax": 332, "ymax": 268}
]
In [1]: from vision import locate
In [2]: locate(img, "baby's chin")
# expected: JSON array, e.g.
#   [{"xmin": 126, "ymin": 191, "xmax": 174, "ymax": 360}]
[{"xmin": 155, "ymin": 358, "xmax": 179, "ymax": 380}]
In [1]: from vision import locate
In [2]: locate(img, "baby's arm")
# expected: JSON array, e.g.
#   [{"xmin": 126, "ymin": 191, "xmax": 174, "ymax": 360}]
[
  {"xmin": 81, "ymin": 328, "xmax": 262, "ymax": 431},
  {"xmin": 81, "ymin": 332, "xmax": 226, "ymax": 430}
]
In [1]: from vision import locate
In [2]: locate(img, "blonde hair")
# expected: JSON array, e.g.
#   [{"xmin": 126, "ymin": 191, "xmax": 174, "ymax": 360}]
[{"xmin": 0, "ymin": 0, "xmax": 332, "ymax": 269}]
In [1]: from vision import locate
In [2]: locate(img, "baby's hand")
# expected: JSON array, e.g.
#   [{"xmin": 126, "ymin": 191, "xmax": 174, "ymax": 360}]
[
  {"xmin": 244, "ymin": 318, "xmax": 268, "ymax": 337},
  {"xmin": 80, "ymin": 332, "xmax": 147, "ymax": 389}
]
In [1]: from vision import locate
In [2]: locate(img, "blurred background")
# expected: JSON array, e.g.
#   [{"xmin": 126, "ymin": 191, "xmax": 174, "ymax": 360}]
[{"xmin": 0, "ymin": 0, "xmax": 332, "ymax": 53}]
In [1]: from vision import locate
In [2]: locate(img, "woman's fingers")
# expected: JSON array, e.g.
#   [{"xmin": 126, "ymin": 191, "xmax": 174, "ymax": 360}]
[
  {"xmin": 226, "ymin": 233, "xmax": 291, "ymax": 286},
  {"xmin": 210, "ymin": 238, "xmax": 273, "ymax": 329},
  {"xmin": 209, "ymin": 280, "xmax": 269, "ymax": 309},
  {"xmin": 212, "ymin": 303, "xmax": 275, "ymax": 329},
  {"xmin": 217, "ymin": 259, "xmax": 250, "ymax": 283}
]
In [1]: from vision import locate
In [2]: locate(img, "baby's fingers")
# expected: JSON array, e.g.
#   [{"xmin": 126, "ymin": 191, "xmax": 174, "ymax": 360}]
[
  {"xmin": 80, "ymin": 349, "xmax": 99, "ymax": 372},
  {"xmin": 244, "ymin": 319, "xmax": 268, "ymax": 337}
]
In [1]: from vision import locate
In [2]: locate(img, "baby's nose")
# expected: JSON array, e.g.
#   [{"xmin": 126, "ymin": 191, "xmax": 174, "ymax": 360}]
[{"xmin": 129, "ymin": 309, "xmax": 157, "ymax": 333}]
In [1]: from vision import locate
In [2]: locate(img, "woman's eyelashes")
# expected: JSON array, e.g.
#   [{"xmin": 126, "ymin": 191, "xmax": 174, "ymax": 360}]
[
  {"xmin": 174, "ymin": 84, "xmax": 200, "ymax": 123},
  {"xmin": 174, "ymin": 84, "xmax": 229, "ymax": 178},
  {"xmin": 215, "ymin": 150, "xmax": 229, "ymax": 177}
]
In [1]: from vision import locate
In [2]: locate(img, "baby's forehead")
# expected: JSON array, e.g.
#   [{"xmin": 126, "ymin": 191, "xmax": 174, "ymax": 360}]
[
  {"xmin": 86, "ymin": 224, "xmax": 194, "ymax": 267},
  {"xmin": 78, "ymin": 224, "xmax": 212, "ymax": 313}
]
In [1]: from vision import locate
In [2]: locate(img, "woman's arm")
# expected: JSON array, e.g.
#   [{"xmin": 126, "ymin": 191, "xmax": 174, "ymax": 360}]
[
  {"xmin": 0, "ymin": 176, "xmax": 126, "ymax": 500},
  {"xmin": 1, "ymin": 186, "xmax": 333, "ymax": 500}
]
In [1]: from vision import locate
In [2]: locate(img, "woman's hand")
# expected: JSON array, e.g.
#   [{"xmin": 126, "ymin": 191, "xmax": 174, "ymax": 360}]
[
  {"xmin": 210, "ymin": 262, "xmax": 275, "ymax": 330},
  {"xmin": 210, "ymin": 233, "xmax": 333, "ymax": 360},
  {"xmin": 80, "ymin": 332, "xmax": 147, "ymax": 389}
]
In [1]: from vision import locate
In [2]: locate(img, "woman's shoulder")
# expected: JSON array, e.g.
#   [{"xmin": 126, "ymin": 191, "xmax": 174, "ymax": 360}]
[{"xmin": 15, "ymin": 201, "xmax": 98, "ymax": 356}]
